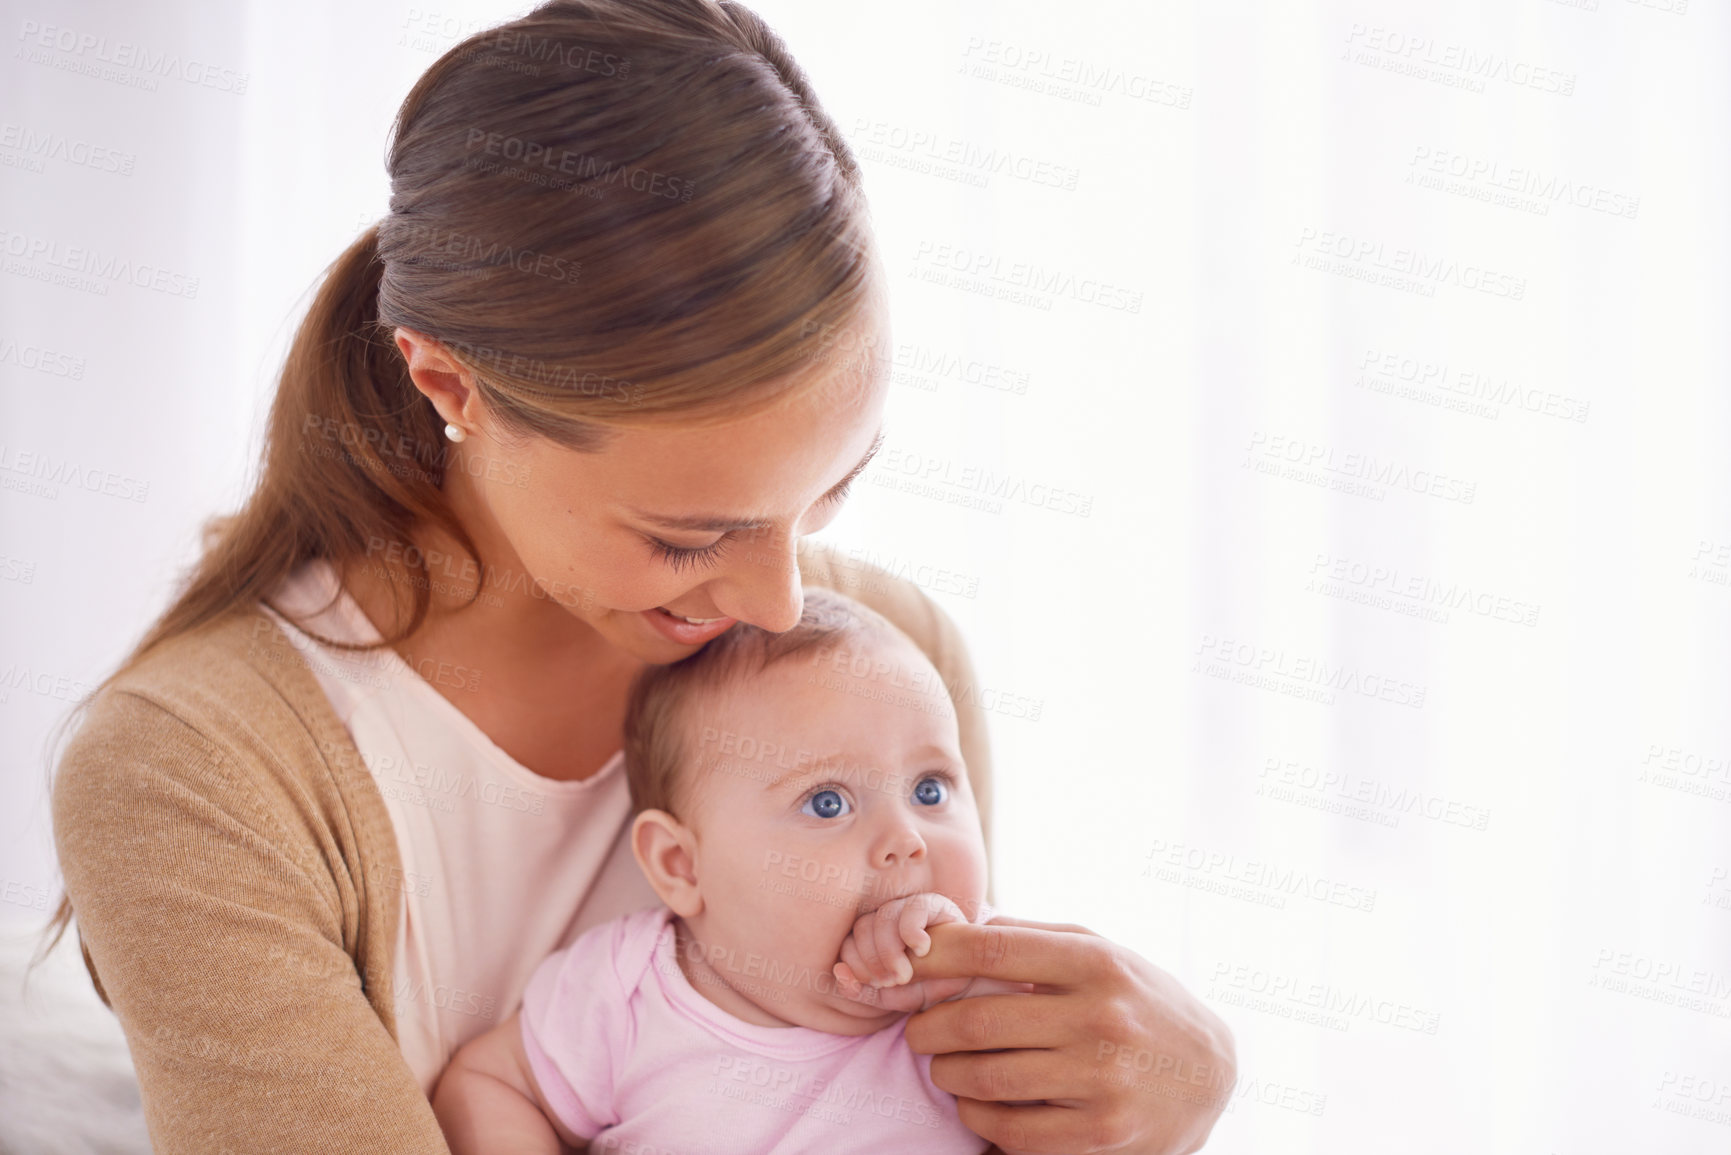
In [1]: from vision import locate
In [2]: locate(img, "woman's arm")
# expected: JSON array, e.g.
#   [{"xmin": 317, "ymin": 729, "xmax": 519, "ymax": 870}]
[
  {"xmin": 902, "ymin": 917, "xmax": 1236, "ymax": 1155},
  {"xmin": 431, "ymin": 1009, "xmax": 587, "ymax": 1154},
  {"xmin": 50, "ymin": 690, "xmax": 454, "ymax": 1153}
]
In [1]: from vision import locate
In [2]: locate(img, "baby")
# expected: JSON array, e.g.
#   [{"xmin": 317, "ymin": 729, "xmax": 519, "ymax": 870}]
[{"xmin": 431, "ymin": 587, "xmax": 1028, "ymax": 1154}]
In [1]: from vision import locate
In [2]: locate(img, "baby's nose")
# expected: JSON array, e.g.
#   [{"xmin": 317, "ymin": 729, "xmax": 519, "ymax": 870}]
[{"xmin": 872, "ymin": 821, "xmax": 928, "ymax": 868}]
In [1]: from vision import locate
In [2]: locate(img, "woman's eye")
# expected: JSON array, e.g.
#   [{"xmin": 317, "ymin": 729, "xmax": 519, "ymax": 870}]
[
  {"xmin": 647, "ymin": 536, "xmax": 728, "ymax": 573},
  {"xmin": 802, "ymin": 789, "xmax": 850, "ymax": 819},
  {"xmin": 912, "ymin": 776, "xmax": 947, "ymax": 806}
]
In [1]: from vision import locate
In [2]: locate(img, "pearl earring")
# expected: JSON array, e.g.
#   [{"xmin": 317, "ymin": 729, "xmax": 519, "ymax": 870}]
[{"xmin": 444, "ymin": 422, "xmax": 467, "ymax": 443}]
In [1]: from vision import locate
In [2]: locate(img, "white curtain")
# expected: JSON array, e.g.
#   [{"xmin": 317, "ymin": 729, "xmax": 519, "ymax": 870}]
[{"xmin": 3, "ymin": 1, "xmax": 1726, "ymax": 1152}]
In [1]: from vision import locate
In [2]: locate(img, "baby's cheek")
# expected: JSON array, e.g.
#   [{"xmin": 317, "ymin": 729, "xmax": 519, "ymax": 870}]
[
  {"xmin": 735, "ymin": 876, "xmax": 821, "ymax": 962},
  {"xmin": 791, "ymin": 888, "xmax": 867, "ymax": 964},
  {"xmin": 935, "ymin": 842, "xmax": 991, "ymax": 921}
]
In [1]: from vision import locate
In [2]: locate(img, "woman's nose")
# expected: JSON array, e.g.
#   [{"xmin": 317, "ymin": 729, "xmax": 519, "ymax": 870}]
[{"xmin": 712, "ymin": 528, "xmax": 804, "ymax": 633}]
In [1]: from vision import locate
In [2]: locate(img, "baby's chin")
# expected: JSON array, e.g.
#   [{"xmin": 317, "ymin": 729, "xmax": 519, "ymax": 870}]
[{"xmin": 794, "ymin": 987, "xmax": 908, "ymax": 1036}]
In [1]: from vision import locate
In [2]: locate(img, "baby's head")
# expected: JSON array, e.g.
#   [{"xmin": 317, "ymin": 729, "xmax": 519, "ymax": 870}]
[{"xmin": 623, "ymin": 587, "xmax": 988, "ymax": 1034}]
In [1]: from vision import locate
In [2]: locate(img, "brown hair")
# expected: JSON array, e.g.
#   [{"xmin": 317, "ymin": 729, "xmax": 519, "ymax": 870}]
[
  {"xmin": 622, "ymin": 587, "xmax": 901, "ymax": 821},
  {"xmin": 37, "ymin": 0, "xmax": 882, "ymax": 969}
]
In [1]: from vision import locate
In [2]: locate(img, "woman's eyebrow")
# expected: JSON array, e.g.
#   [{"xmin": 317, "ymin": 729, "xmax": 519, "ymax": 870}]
[{"xmin": 629, "ymin": 428, "xmax": 886, "ymax": 533}]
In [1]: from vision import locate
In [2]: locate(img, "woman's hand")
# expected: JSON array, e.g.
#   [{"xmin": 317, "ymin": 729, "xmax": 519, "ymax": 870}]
[{"xmin": 903, "ymin": 915, "xmax": 1236, "ymax": 1155}]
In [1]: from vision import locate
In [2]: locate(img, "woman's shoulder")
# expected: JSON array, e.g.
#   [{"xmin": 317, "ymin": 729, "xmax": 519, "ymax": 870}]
[
  {"xmin": 52, "ymin": 601, "xmax": 380, "ymax": 852},
  {"xmin": 73, "ymin": 602, "xmax": 341, "ymax": 757}
]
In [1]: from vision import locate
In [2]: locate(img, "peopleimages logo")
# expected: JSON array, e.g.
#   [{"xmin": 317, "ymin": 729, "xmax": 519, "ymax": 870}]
[
  {"xmin": 0, "ymin": 442, "xmax": 149, "ymax": 502},
  {"xmin": 1342, "ymin": 24, "xmax": 1576, "ymax": 96},
  {"xmin": 910, "ymin": 240, "xmax": 1143, "ymax": 314},
  {"xmin": 1141, "ymin": 839, "xmax": 1379, "ymax": 913},
  {"xmin": 0, "ymin": 226, "xmax": 199, "ymax": 298},
  {"xmin": 0, "ymin": 333, "xmax": 85, "ymax": 379},
  {"xmin": 1407, "ymin": 146, "xmax": 1640, "ymax": 220},
  {"xmin": 0, "ymin": 122, "xmax": 135, "ymax": 174},
  {"xmin": 1293, "ymin": 227, "xmax": 1526, "ymax": 301},
  {"xmin": 1207, "ymin": 962, "xmax": 1443, "ymax": 1034},
  {"xmin": 1193, "ymin": 632, "xmax": 1427, "ymax": 709},
  {"xmin": 709, "ymin": 1055, "xmax": 945, "ymax": 1129},
  {"xmin": 1244, "ymin": 430, "xmax": 1477, "ymax": 505}
]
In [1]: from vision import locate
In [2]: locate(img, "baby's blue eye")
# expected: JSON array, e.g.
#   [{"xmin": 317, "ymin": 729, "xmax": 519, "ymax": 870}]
[
  {"xmin": 803, "ymin": 789, "xmax": 850, "ymax": 819},
  {"xmin": 913, "ymin": 776, "xmax": 947, "ymax": 806}
]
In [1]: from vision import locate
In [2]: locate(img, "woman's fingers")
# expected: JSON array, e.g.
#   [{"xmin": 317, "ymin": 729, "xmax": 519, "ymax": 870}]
[
  {"xmin": 926, "ymin": 1046, "xmax": 1092, "ymax": 1106},
  {"xmin": 906, "ymin": 920, "xmax": 1098, "ymax": 989},
  {"xmin": 905, "ymin": 893, "xmax": 966, "ymax": 958},
  {"xmin": 904, "ymin": 992, "xmax": 1074, "ymax": 1055},
  {"xmin": 952, "ymin": 1099, "xmax": 1105, "ymax": 1155},
  {"xmin": 909, "ymin": 925, "xmax": 1239, "ymax": 1155},
  {"xmin": 912, "ymin": 975, "xmax": 976, "ymax": 1010},
  {"xmin": 980, "ymin": 913, "xmax": 1099, "ymax": 938}
]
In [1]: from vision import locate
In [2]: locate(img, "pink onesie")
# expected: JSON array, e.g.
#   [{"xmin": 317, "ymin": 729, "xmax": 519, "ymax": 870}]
[{"xmin": 519, "ymin": 904, "xmax": 991, "ymax": 1154}]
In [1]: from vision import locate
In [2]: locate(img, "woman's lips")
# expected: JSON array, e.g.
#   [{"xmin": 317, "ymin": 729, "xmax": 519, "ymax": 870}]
[{"xmin": 641, "ymin": 605, "xmax": 736, "ymax": 645}]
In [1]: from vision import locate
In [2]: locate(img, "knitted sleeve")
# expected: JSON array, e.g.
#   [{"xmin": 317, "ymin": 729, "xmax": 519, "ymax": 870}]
[{"xmin": 50, "ymin": 687, "xmax": 454, "ymax": 1154}]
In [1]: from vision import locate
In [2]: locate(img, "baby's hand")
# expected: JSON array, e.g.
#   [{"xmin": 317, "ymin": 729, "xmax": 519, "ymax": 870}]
[{"xmin": 833, "ymin": 892, "xmax": 968, "ymax": 996}]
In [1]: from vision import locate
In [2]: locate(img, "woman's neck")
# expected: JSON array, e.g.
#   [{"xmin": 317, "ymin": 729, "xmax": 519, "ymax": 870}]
[{"xmin": 336, "ymin": 514, "xmax": 645, "ymax": 783}]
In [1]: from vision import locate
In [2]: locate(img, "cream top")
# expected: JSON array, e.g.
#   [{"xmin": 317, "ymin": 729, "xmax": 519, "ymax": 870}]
[{"xmin": 261, "ymin": 558, "xmax": 663, "ymax": 1096}]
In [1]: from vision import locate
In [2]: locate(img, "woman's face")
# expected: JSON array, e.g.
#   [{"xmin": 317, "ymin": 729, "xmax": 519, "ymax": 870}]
[{"xmin": 409, "ymin": 302, "xmax": 888, "ymax": 663}]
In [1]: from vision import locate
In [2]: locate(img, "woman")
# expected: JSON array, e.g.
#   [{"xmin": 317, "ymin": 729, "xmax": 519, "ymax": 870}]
[{"xmin": 40, "ymin": 1, "xmax": 1234, "ymax": 1151}]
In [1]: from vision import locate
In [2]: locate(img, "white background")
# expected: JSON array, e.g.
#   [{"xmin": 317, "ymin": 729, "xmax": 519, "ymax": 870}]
[{"xmin": 4, "ymin": 1, "xmax": 1729, "ymax": 1152}]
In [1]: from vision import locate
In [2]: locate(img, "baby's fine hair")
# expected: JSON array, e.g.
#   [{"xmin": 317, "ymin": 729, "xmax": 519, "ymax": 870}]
[{"xmin": 622, "ymin": 587, "xmax": 906, "ymax": 820}]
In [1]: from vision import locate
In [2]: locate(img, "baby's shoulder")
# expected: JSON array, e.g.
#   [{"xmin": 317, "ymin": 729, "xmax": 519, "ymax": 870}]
[{"xmin": 557, "ymin": 903, "xmax": 675, "ymax": 999}]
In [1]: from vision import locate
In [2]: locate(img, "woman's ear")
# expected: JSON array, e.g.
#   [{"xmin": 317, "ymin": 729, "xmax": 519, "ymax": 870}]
[
  {"xmin": 630, "ymin": 809, "xmax": 703, "ymax": 917},
  {"xmin": 393, "ymin": 326, "xmax": 477, "ymax": 428}
]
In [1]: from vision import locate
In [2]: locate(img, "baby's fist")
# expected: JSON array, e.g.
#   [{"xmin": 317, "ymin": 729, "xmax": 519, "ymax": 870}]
[{"xmin": 833, "ymin": 892, "xmax": 968, "ymax": 993}]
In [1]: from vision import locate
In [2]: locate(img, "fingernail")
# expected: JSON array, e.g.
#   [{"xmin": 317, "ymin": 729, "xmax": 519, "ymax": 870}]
[{"xmin": 913, "ymin": 940, "xmax": 931, "ymax": 958}]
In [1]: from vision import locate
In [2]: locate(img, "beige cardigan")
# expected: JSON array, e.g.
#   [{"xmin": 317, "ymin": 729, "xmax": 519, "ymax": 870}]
[{"xmin": 50, "ymin": 546, "xmax": 996, "ymax": 1154}]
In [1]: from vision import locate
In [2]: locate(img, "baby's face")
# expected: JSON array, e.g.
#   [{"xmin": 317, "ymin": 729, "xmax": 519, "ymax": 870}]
[{"xmin": 679, "ymin": 629, "xmax": 988, "ymax": 1034}]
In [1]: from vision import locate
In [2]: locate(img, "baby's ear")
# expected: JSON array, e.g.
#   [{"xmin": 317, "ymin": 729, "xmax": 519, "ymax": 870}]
[{"xmin": 629, "ymin": 809, "xmax": 703, "ymax": 917}]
